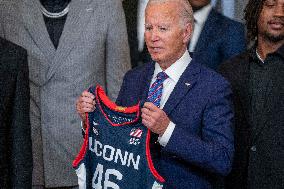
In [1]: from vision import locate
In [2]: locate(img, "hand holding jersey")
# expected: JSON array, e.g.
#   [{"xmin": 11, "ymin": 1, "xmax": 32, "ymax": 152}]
[
  {"xmin": 76, "ymin": 92, "xmax": 169, "ymax": 134},
  {"xmin": 141, "ymin": 102, "xmax": 170, "ymax": 135},
  {"xmin": 76, "ymin": 91, "xmax": 96, "ymax": 129},
  {"xmin": 73, "ymin": 85, "xmax": 164, "ymax": 189},
  {"xmin": 76, "ymin": 0, "xmax": 234, "ymax": 187}
]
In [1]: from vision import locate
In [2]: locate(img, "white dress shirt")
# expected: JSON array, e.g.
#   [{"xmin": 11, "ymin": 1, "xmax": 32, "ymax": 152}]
[
  {"xmin": 189, "ymin": 4, "xmax": 212, "ymax": 52},
  {"xmin": 149, "ymin": 50, "xmax": 192, "ymax": 146}
]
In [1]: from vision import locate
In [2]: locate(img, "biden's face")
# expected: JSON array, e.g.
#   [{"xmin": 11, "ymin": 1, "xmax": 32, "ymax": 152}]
[{"xmin": 144, "ymin": 2, "xmax": 191, "ymax": 69}]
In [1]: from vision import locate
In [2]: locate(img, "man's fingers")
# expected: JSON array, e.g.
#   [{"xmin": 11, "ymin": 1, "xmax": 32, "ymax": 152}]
[
  {"xmin": 79, "ymin": 96, "xmax": 95, "ymax": 104},
  {"xmin": 141, "ymin": 111, "xmax": 152, "ymax": 122},
  {"xmin": 78, "ymin": 102, "xmax": 95, "ymax": 112},
  {"xmin": 141, "ymin": 108, "xmax": 158, "ymax": 131},
  {"xmin": 142, "ymin": 118, "xmax": 150, "ymax": 128},
  {"xmin": 76, "ymin": 91, "xmax": 96, "ymax": 123},
  {"xmin": 80, "ymin": 106, "xmax": 95, "ymax": 113},
  {"xmin": 81, "ymin": 100, "xmax": 95, "ymax": 108},
  {"xmin": 141, "ymin": 107, "xmax": 151, "ymax": 115},
  {"xmin": 143, "ymin": 102, "xmax": 160, "ymax": 110},
  {"xmin": 81, "ymin": 91, "xmax": 95, "ymax": 99}
]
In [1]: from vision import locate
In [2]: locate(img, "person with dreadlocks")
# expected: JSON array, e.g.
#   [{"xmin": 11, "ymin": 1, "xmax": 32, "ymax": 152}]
[{"xmin": 219, "ymin": 0, "xmax": 284, "ymax": 189}]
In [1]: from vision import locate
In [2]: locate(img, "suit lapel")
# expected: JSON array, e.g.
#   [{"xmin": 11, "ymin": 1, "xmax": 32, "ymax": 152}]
[
  {"xmin": 140, "ymin": 62, "xmax": 155, "ymax": 101},
  {"xmin": 22, "ymin": 0, "xmax": 56, "ymax": 62},
  {"xmin": 163, "ymin": 60, "xmax": 200, "ymax": 115},
  {"xmin": 46, "ymin": 0, "xmax": 94, "ymax": 79}
]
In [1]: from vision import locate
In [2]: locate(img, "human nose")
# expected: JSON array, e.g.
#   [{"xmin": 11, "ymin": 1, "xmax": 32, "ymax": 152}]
[{"xmin": 149, "ymin": 28, "xmax": 160, "ymax": 42}]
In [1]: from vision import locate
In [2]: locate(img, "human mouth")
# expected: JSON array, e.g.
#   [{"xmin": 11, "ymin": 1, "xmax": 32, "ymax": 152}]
[
  {"xmin": 150, "ymin": 47, "xmax": 162, "ymax": 52},
  {"xmin": 268, "ymin": 20, "xmax": 284, "ymax": 30}
]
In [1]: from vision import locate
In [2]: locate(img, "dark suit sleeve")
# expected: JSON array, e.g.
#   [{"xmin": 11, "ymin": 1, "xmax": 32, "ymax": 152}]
[
  {"xmin": 221, "ymin": 21, "xmax": 246, "ymax": 62},
  {"xmin": 163, "ymin": 81, "xmax": 234, "ymax": 176},
  {"xmin": 9, "ymin": 50, "xmax": 33, "ymax": 188}
]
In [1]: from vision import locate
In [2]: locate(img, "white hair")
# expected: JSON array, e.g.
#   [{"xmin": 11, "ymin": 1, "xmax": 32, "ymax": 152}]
[{"xmin": 146, "ymin": 0, "xmax": 194, "ymax": 29}]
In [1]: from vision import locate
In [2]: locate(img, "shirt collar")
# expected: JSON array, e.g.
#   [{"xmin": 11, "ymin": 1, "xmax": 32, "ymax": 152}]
[
  {"xmin": 154, "ymin": 50, "xmax": 192, "ymax": 83},
  {"xmin": 249, "ymin": 45, "xmax": 265, "ymax": 67},
  {"xmin": 193, "ymin": 4, "xmax": 212, "ymax": 25},
  {"xmin": 251, "ymin": 43, "xmax": 284, "ymax": 64},
  {"xmin": 255, "ymin": 49, "xmax": 264, "ymax": 63}
]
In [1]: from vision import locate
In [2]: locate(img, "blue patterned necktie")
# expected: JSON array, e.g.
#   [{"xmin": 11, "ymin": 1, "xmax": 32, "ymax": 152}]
[{"xmin": 147, "ymin": 71, "xmax": 169, "ymax": 107}]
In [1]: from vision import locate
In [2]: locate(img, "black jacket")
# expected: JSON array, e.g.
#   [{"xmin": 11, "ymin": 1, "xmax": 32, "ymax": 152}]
[
  {"xmin": 122, "ymin": 0, "xmax": 151, "ymax": 68},
  {"xmin": 219, "ymin": 45, "xmax": 284, "ymax": 189},
  {"xmin": 0, "ymin": 37, "xmax": 32, "ymax": 188}
]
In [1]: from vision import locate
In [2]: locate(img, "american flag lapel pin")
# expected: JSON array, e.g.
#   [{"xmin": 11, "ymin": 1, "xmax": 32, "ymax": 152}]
[{"xmin": 185, "ymin": 82, "xmax": 191, "ymax": 87}]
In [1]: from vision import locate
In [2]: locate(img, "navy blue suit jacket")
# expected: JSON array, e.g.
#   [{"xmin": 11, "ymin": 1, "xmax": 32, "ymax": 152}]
[
  {"xmin": 116, "ymin": 59, "xmax": 234, "ymax": 188},
  {"xmin": 192, "ymin": 9, "xmax": 246, "ymax": 70}
]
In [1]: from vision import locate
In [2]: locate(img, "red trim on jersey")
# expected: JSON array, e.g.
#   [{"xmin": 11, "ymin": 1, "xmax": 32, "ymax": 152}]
[
  {"xmin": 95, "ymin": 85, "xmax": 141, "ymax": 126},
  {"xmin": 146, "ymin": 130, "xmax": 165, "ymax": 183},
  {"xmin": 97, "ymin": 85, "xmax": 138, "ymax": 113},
  {"xmin": 72, "ymin": 113, "xmax": 90, "ymax": 168}
]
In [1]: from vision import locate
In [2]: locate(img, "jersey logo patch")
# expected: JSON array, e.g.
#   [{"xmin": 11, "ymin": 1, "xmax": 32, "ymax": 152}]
[
  {"xmin": 129, "ymin": 128, "xmax": 143, "ymax": 146},
  {"xmin": 130, "ymin": 128, "xmax": 143, "ymax": 138}
]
